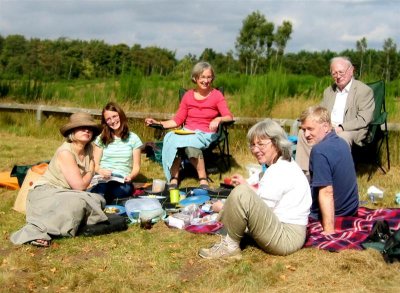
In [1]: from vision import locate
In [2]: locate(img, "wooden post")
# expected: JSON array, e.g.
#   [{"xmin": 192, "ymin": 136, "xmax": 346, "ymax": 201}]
[{"xmin": 36, "ymin": 105, "xmax": 43, "ymax": 124}]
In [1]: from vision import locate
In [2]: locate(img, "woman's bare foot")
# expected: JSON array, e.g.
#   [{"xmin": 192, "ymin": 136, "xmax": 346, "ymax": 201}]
[
  {"xmin": 199, "ymin": 178, "xmax": 209, "ymax": 189},
  {"xmin": 30, "ymin": 239, "xmax": 51, "ymax": 247}
]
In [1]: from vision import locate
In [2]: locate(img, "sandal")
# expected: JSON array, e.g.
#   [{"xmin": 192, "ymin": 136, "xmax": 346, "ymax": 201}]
[
  {"xmin": 30, "ymin": 239, "xmax": 51, "ymax": 248},
  {"xmin": 167, "ymin": 177, "xmax": 179, "ymax": 190},
  {"xmin": 199, "ymin": 177, "xmax": 209, "ymax": 189}
]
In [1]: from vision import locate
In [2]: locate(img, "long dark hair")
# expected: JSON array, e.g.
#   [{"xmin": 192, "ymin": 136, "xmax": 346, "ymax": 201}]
[{"xmin": 100, "ymin": 102, "xmax": 130, "ymax": 146}]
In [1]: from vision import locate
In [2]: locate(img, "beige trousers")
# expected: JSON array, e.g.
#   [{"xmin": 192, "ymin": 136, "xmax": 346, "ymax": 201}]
[{"xmin": 221, "ymin": 185, "xmax": 307, "ymax": 256}]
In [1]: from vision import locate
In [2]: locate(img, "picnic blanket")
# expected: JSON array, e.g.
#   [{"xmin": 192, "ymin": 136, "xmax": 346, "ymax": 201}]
[
  {"xmin": 304, "ymin": 207, "xmax": 400, "ymax": 251},
  {"xmin": 185, "ymin": 222, "xmax": 224, "ymax": 234}
]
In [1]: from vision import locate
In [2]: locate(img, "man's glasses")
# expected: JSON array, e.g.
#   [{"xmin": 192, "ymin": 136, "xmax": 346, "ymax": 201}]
[
  {"xmin": 249, "ymin": 140, "xmax": 272, "ymax": 151},
  {"xmin": 331, "ymin": 65, "xmax": 352, "ymax": 78}
]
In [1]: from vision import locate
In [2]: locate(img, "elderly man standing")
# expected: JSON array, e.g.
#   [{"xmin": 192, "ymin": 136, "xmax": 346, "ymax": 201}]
[
  {"xmin": 296, "ymin": 56, "xmax": 375, "ymax": 177},
  {"xmin": 300, "ymin": 106, "xmax": 358, "ymax": 235}
]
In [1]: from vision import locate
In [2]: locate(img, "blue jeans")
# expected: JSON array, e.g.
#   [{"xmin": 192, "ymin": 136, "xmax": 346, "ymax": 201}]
[{"xmin": 89, "ymin": 182, "xmax": 133, "ymax": 205}]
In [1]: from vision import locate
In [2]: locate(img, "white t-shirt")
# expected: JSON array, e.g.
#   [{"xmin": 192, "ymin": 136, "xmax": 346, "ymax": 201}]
[
  {"xmin": 331, "ymin": 79, "xmax": 353, "ymax": 127},
  {"xmin": 257, "ymin": 157, "xmax": 312, "ymax": 225}
]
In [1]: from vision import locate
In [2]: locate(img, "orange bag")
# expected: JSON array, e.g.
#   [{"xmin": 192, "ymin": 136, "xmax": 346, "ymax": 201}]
[
  {"xmin": 0, "ymin": 172, "xmax": 19, "ymax": 190},
  {"xmin": 13, "ymin": 163, "xmax": 48, "ymax": 214}
]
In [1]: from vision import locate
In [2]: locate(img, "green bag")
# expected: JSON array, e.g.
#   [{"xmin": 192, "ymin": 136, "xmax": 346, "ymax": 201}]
[
  {"xmin": 143, "ymin": 142, "xmax": 163, "ymax": 165},
  {"xmin": 10, "ymin": 161, "xmax": 49, "ymax": 187}
]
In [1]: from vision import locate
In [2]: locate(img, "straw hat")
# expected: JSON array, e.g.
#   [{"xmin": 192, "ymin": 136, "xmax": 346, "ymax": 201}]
[{"xmin": 59, "ymin": 112, "xmax": 101, "ymax": 137}]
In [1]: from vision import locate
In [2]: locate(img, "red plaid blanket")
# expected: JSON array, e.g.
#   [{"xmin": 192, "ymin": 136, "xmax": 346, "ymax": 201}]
[{"xmin": 304, "ymin": 207, "xmax": 400, "ymax": 251}]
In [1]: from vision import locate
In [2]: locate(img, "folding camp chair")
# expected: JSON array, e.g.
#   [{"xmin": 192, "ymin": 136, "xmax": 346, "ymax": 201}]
[
  {"xmin": 353, "ymin": 80, "xmax": 390, "ymax": 180},
  {"xmin": 148, "ymin": 87, "xmax": 234, "ymax": 179}
]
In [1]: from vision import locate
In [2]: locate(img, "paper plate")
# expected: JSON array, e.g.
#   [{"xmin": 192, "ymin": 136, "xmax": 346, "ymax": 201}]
[
  {"xmin": 174, "ymin": 129, "xmax": 195, "ymax": 135},
  {"xmin": 179, "ymin": 195, "xmax": 210, "ymax": 206},
  {"xmin": 104, "ymin": 205, "xmax": 126, "ymax": 215},
  {"xmin": 136, "ymin": 196, "xmax": 167, "ymax": 209},
  {"xmin": 139, "ymin": 195, "xmax": 166, "ymax": 200}
]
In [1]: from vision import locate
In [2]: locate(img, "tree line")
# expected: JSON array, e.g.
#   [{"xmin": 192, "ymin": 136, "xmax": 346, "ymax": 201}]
[{"xmin": 0, "ymin": 11, "xmax": 398, "ymax": 82}]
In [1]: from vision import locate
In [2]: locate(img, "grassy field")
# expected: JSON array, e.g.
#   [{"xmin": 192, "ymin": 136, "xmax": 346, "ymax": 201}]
[
  {"xmin": 1, "ymin": 109, "xmax": 400, "ymax": 292},
  {"xmin": 2, "ymin": 73, "xmax": 400, "ymax": 122}
]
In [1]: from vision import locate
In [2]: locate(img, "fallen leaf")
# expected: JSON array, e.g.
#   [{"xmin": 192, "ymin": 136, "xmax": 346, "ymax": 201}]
[
  {"xmin": 98, "ymin": 265, "xmax": 107, "ymax": 272},
  {"xmin": 50, "ymin": 267, "xmax": 57, "ymax": 273},
  {"xmin": 285, "ymin": 265, "xmax": 296, "ymax": 271}
]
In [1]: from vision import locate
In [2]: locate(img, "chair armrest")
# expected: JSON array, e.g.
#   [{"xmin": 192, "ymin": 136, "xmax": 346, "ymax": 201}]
[
  {"xmin": 216, "ymin": 120, "xmax": 235, "ymax": 137},
  {"xmin": 221, "ymin": 120, "xmax": 235, "ymax": 127},
  {"xmin": 148, "ymin": 123, "xmax": 165, "ymax": 130}
]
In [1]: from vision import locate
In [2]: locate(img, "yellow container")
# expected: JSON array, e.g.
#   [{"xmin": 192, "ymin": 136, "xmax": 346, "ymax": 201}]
[{"xmin": 169, "ymin": 189, "xmax": 180, "ymax": 203}]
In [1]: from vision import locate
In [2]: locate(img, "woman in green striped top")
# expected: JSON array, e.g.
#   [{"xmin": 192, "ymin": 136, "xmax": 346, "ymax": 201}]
[{"xmin": 90, "ymin": 102, "xmax": 143, "ymax": 204}]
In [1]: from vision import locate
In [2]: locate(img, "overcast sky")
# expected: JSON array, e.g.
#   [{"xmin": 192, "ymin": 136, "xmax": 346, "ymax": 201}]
[{"xmin": 0, "ymin": 0, "xmax": 398, "ymax": 59}]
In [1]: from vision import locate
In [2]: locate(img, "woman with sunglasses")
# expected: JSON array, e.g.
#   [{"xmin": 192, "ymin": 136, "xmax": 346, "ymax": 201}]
[{"xmin": 11, "ymin": 113, "xmax": 107, "ymax": 247}]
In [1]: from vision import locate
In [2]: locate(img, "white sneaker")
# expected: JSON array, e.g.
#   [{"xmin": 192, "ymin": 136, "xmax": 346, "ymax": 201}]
[{"xmin": 198, "ymin": 237, "xmax": 242, "ymax": 260}]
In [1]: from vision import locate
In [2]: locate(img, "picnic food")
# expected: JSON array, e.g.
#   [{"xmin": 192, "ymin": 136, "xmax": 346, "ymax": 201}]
[
  {"xmin": 224, "ymin": 177, "xmax": 232, "ymax": 185},
  {"xmin": 104, "ymin": 207, "xmax": 120, "ymax": 214}
]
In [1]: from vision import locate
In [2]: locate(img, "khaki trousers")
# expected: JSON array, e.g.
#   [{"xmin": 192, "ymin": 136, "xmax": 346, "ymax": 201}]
[{"xmin": 221, "ymin": 185, "xmax": 306, "ymax": 256}]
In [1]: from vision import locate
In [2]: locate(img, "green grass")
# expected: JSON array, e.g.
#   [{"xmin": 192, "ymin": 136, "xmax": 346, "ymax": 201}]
[
  {"xmin": 1, "ymin": 113, "xmax": 400, "ymax": 292},
  {"xmin": 2, "ymin": 73, "xmax": 399, "ymax": 122},
  {"xmin": 1, "ymin": 73, "xmax": 399, "ymax": 292}
]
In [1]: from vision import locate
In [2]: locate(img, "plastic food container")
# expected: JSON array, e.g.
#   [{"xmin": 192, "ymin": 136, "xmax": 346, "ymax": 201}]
[
  {"xmin": 125, "ymin": 198, "xmax": 164, "ymax": 223},
  {"xmin": 152, "ymin": 179, "xmax": 166, "ymax": 193}
]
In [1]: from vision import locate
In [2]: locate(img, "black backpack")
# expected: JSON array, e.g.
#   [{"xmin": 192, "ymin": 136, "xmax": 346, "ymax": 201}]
[
  {"xmin": 362, "ymin": 220, "xmax": 400, "ymax": 263},
  {"xmin": 78, "ymin": 213, "xmax": 128, "ymax": 237},
  {"xmin": 382, "ymin": 228, "xmax": 400, "ymax": 263}
]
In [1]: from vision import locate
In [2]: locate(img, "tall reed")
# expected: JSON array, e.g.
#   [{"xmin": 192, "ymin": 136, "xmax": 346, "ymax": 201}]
[{"xmin": 1, "ymin": 74, "xmax": 398, "ymax": 123}]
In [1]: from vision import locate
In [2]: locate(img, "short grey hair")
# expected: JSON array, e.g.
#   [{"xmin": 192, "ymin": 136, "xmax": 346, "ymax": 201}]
[
  {"xmin": 191, "ymin": 61, "xmax": 215, "ymax": 83},
  {"xmin": 299, "ymin": 106, "xmax": 331, "ymax": 126},
  {"xmin": 247, "ymin": 119, "xmax": 292, "ymax": 161},
  {"xmin": 330, "ymin": 56, "xmax": 353, "ymax": 67}
]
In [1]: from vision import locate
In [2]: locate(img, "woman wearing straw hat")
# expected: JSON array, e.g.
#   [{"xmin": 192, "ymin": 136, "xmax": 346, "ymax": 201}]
[{"xmin": 10, "ymin": 112, "xmax": 109, "ymax": 247}]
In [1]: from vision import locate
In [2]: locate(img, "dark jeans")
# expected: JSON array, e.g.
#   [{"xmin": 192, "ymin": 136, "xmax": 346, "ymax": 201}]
[{"xmin": 89, "ymin": 181, "xmax": 133, "ymax": 205}]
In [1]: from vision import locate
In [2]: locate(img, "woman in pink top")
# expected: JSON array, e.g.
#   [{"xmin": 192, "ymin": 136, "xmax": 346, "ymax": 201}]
[{"xmin": 145, "ymin": 62, "xmax": 233, "ymax": 189}]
